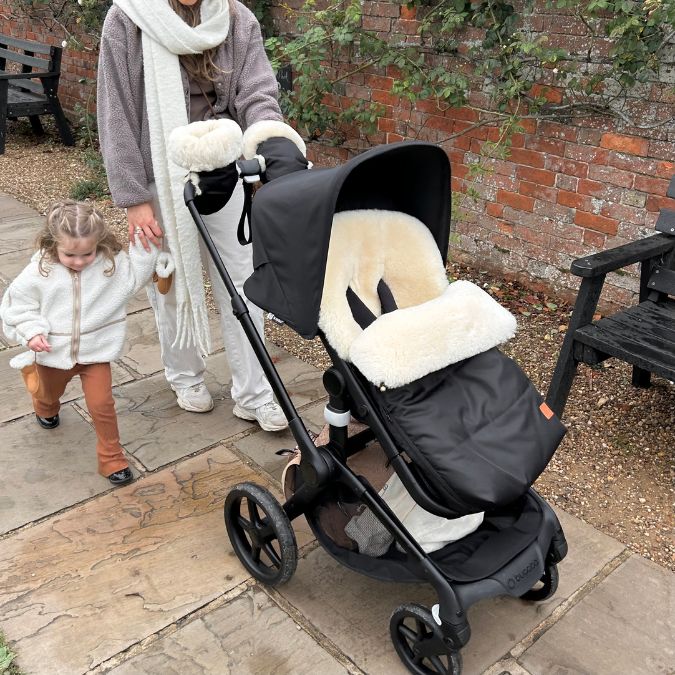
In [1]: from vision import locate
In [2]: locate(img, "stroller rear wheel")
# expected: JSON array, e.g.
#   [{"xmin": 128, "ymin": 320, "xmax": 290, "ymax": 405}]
[
  {"xmin": 390, "ymin": 603, "xmax": 462, "ymax": 675},
  {"xmin": 224, "ymin": 482, "xmax": 297, "ymax": 586},
  {"xmin": 520, "ymin": 563, "xmax": 559, "ymax": 601}
]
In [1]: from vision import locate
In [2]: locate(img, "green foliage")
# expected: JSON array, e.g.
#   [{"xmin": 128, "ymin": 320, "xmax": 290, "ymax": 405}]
[
  {"xmin": 267, "ymin": 0, "xmax": 675, "ymax": 145},
  {"xmin": 11, "ymin": 0, "xmax": 109, "ymax": 49},
  {"xmin": 0, "ymin": 634, "xmax": 20, "ymax": 675}
]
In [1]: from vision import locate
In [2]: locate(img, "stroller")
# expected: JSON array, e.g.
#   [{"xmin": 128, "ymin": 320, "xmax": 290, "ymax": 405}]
[{"xmin": 179, "ymin": 132, "xmax": 568, "ymax": 675}]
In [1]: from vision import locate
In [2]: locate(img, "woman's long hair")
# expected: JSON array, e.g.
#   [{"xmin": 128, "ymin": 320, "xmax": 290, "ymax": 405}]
[{"xmin": 169, "ymin": 0, "xmax": 236, "ymax": 83}]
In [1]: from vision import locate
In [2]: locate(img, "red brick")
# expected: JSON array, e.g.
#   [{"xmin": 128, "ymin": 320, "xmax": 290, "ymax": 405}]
[
  {"xmin": 600, "ymin": 132, "xmax": 650, "ymax": 157},
  {"xmin": 520, "ymin": 181, "xmax": 557, "ymax": 203},
  {"xmin": 507, "ymin": 147, "xmax": 546, "ymax": 168},
  {"xmin": 530, "ymin": 83, "xmax": 563, "ymax": 104},
  {"xmin": 634, "ymin": 175, "xmax": 670, "ymax": 197},
  {"xmin": 558, "ymin": 190, "xmax": 592, "ymax": 211},
  {"xmin": 487, "ymin": 202, "xmax": 504, "ymax": 217},
  {"xmin": 365, "ymin": 74, "xmax": 394, "ymax": 91},
  {"xmin": 538, "ymin": 121, "xmax": 578, "ymax": 142},
  {"xmin": 426, "ymin": 115, "xmax": 456, "ymax": 134},
  {"xmin": 377, "ymin": 117, "xmax": 396, "ymax": 133},
  {"xmin": 399, "ymin": 4, "xmax": 417, "ymax": 19},
  {"xmin": 515, "ymin": 166, "xmax": 556, "ymax": 186},
  {"xmin": 415, "ymin": 98, "xmax": 444, "ymax": 114},
  {"xmin": 565, "ymin": 144, "xmax": 609, "ymax": 164},
  {"xmin": 588, "ymin": 164, "xmax": 634, "ymax": 188},
  {"xmin": 393, "ymin": 19, "xmax": 419, "ymax": 34},
  {"xmin": 372, "ymin": 89, "xmax": 406, "ymax": 107},
  {"xmin": 525, "ymin": 136, "xmax": 566, "ymax": 157},
  {"xmin": 575, "ymin": 211, "xmax": 619, "ymax": 235},
  {"xmin": 387, "ymin": 133, "xmax": 404, "ymax": 143},
  {"xmin": 446, "ymin": 107, "xmax": 480, "ymax": 122},
  {"xmin": 577, "ymin": 179, "xmax": 623, "ymax": 202},
  {"xmin": 600, "ymin": 202, "xmax": 645, "ymax": 226},
  {"xmin": 498, "ymin": 222, "xmax": 514, "ymax": 235},
  {"xmin": 497, "ymin": 189, "xmax": 535, "ymax": 212},
  {"xmin": 545, "ymin": 156, "xmax": 589, "ymax": 178},
  {"xmin": 645, "ymin": 194, "xmax": 675, "ymax": 213},
  {"xmin": 583, "ymin": 229, "xmax": 606, "ymax": 248}
]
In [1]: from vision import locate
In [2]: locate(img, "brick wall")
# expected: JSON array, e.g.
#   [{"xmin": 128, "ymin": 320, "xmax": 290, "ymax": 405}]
[
  {"xmin": 284, "ymin": 1, "xmax": 675, "ymax": 308},
  {"xmin": 2, "ymin": 0, "xmax": 674, "ymax": 307},
  {"xmin": 0, "ymin": 2, "xmax": 98, "ymax": 118}
]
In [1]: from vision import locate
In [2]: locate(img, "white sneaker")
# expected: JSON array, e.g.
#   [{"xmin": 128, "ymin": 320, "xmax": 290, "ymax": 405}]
[
  {"xmin": 233, "ymin": 401, "xmax": 288, "ymax": 432},
  {"xmin": 171, "ymin": 383, "xmax": 214, "ymax": 413}
]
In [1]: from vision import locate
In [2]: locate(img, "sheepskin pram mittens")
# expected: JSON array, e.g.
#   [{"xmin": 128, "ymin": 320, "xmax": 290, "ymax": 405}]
[
  {"xmin": 168, "ymin": 118, "xmax": 243, "ymax": 215},
  {"xmin": 153, "ymin": 251, "xmax": 175, "ymax": 295},
  {"xmin": 242, "ymin": 120, "xmax": 309, "ymax": 183}
]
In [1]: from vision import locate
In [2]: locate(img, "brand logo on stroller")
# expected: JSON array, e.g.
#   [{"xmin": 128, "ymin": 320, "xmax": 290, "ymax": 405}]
[{"xmin": 507, "ymin": 559, "xmax": 539, "ymax": 589}]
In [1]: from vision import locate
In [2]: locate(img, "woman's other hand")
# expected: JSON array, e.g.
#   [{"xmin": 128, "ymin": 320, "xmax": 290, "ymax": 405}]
[
  {"xmin": 127, "ymin": 202, "xmax": 163, "ymax": 252},
  {"xmin": 28, "ymin": 334, "xmax": 51, "ymax": 352}
]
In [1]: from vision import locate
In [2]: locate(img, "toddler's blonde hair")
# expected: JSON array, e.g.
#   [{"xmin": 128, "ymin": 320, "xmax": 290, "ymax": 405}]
[{"xmin": 37, "ymin": 199, "xmax": 122, "ymax": 276}]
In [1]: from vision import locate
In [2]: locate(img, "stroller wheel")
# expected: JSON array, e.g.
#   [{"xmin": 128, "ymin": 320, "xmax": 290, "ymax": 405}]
[
  {"xmin": 520, "ymin": 563, "xmax": 559, "ymax": 602},
  {"xmin": 390, "ymin": 603, "xmax": 462, "ymax": 675},
  {"xmin": 224, "ymin": 482, "xmax": 298, "ymax": 586}
]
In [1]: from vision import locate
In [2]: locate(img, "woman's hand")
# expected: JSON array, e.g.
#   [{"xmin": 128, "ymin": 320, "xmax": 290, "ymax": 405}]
[
  {"xmin": 127, "ymin": 202, "xmax": 163, "ymax": 252},
  {"xmin": 28, "ymin": 335, "xmax": 51, "ymax": 353}
]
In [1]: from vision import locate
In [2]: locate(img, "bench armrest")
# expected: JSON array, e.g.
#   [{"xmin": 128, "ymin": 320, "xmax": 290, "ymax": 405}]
[
  {"xmin": 570, "ymin": 233, "xmax": 675, "ymax": 277},
  {"xmin": 0, "ymin": 71, "xmax": 54, "ymax": 81}
]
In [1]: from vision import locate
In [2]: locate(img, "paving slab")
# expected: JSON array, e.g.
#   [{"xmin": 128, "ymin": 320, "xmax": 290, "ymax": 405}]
[
  {"xmin": 120, "ymin": 310, "xmax": 225, "ymax": 377},
  {"xmin": 520, "ymin": 554, "xmax": 675, "ymax": 675},
  {"xmin": 0, "ymin": 193, "xmax": 37, "ymax": 219},
  {"xmin": 0, "ymin": 214, "xmax": 43, "ymax": 254},
  {"xmin": 0, "ymin": 345, "xmax": 134, "ymax": 424},
  {"xmin": 0, "ymin": 446, "xmax": 270, "ymax": 675},
  {"xmin": 233, "ymin": 401, "xmax": 325, "ymax": 482},
  {"xmin": 126, "ymin": 288, "xmax": 152, "ymax": 315},
  {"xmin": 277, "ymin": 509, "xmax": 626, "ymax": 675},
  {"xmin": 114, "ymin": 356, "xmax": 249, "ymax": 471},
  {"xmin": 0, "ymin": 406, "xmax": 123, "ymax": 534},
  {"xmin": 107, "ymin": 586, "xmax": 350, "ymax": 675},
  {"xmin": 0, "ymin": 247, "xmax": 33, "ymax": 283}
]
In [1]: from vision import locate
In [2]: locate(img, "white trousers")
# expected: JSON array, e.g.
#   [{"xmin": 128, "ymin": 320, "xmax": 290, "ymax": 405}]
[{"xmin": 146, "ymin": 181, "xmax": 272, "ymax": 409}]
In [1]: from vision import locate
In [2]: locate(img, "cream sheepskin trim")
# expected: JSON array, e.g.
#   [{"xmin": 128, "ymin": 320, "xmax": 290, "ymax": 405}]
[
  {"xmin": 168, "ymin": 119, "xmax": 243, "ymax": 172},
  {"xmin": 155, "ymin": 252, "xmax": 175, "ymax": 278},
  {"xmin": 318, "ymin": 210, "xmax": 449, "ymax": 358},
  {"xmin": 242, "ymin": 120, "xmax": 306, "ymax": 159},
  {"xmin": 350, "ymin": 281, "xmax": 517, "ymax": 388}
]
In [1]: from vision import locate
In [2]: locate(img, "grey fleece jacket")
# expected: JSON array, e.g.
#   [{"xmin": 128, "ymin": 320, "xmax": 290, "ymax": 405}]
[{"xmin": 97, "ymin": 1, "xmax": 283, "ymax": 209}]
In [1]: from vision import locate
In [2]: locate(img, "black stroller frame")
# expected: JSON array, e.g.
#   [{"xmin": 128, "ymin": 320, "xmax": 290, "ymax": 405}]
[{"xmin": 183, "ymin": 143, "xmax": 567, "ymax": 674}]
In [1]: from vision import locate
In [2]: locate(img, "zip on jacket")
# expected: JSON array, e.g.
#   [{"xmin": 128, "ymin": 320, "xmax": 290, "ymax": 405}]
[{"xmin": 71, "ymin": 270, "xmax": 81, "ymax": 364}]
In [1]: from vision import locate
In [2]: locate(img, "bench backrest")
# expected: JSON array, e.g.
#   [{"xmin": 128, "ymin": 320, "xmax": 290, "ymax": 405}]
[
  {"xmin": 647, "ymin": 175, "xmax": 675, "ymax": 299},
  {"xmin": 0, "ymin": 34, "xmax": 62, "ymax": 95}
]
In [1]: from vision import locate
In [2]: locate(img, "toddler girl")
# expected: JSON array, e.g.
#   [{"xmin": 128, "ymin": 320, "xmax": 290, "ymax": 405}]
[{"xmin": 0, "ymin": 200, "xmax": 159, "ymax": 485}]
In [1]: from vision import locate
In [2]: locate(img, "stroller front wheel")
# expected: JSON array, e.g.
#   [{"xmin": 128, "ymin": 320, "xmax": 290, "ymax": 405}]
[
  {"xmin": 390, "ymin": 603, "xmax": 462, "ymax": 675},
  {"xmin": 224, "ymin": 482, "xmax": 298, "ymax": 586}
]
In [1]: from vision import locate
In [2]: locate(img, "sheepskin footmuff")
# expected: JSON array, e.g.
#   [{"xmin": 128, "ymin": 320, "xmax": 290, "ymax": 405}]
[{"xmin": 350, "ymin": 280, "xmax": 516, "ymax": 389}]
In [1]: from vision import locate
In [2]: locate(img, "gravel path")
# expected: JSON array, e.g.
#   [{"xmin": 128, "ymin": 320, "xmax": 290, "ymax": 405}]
[{"xmin": 1, "ymin": 123, "xmax": 672, "ymax": 570}]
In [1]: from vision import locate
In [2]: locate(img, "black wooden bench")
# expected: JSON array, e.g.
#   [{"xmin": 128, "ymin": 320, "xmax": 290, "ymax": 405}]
[
  {"xmin": 0, "ymin": 33, "xmax": 74, "ymax": 154},
  {"xmin": 546, "ymin": 175, "xmax": 675, "ymax": 417}
]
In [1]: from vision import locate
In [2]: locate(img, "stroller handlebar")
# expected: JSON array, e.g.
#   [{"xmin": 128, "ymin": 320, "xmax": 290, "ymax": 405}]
[{"xmin": 236, "ymin": 158, "xmax": 263, "ymax": 183}]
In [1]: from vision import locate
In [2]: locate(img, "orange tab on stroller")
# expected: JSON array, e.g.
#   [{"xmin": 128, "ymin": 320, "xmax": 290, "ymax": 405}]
[{"xmin": 539, "ymin": 402, "xmax": 554, "ymax": 420}]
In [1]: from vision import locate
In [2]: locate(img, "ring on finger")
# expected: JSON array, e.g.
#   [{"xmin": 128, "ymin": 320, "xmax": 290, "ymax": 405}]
[{"xmin": 134, "ymin": 226, "xmax": 143, "ymax": 235}]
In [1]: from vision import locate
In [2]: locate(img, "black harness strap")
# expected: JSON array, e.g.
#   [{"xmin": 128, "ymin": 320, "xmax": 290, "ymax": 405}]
[
  {"xmin": 346, "ymin": 279, "xmax": 398, "ymax": 330},
  {"xmin": 237, "ymin": 181, "xmax": 255, "ymax": 245}
]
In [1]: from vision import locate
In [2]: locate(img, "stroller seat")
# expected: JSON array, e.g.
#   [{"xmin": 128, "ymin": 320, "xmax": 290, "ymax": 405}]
[{"xmin": 318, "ymin": 209, "xmax": 517, "ymax": 389}]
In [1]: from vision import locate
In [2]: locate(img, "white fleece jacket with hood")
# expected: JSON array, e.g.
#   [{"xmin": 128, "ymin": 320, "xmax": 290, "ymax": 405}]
[{"xmin": 0, "ymin": 242, "xmax": 158, "ymax": 371}]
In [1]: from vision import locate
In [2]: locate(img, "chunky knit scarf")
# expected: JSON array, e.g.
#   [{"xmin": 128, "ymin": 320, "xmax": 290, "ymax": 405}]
[{"xmin": 113, "ymin": 0, "xmax": 231, "ymax": 352}]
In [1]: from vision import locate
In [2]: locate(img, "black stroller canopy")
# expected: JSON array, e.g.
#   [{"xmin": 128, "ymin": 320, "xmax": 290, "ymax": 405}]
[{"xmin": 244, "ymin": 142, "xmax": 451, "ymax": 339}]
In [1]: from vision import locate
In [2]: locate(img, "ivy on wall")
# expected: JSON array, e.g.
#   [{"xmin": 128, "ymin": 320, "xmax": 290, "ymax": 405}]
[{"xmin": 265, "ymin": 0, "xmax": 675, "ymax": 145}]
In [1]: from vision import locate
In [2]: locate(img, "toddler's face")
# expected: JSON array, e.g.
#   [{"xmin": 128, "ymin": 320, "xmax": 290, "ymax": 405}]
[{"xmin": 56, "ymin": 236, "xmax": 98, "ymax": 272}]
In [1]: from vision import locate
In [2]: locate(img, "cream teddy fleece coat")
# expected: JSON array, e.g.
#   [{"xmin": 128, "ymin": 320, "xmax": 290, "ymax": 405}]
[{"xmin": 0, "ymin": 242, "xmax": 158, "ymax": 371}]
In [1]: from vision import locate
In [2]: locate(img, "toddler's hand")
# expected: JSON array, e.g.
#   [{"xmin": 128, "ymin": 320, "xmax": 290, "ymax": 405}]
[{"xmin": 28, "ymin": 335, "xmax": 51, "ymax": 352}]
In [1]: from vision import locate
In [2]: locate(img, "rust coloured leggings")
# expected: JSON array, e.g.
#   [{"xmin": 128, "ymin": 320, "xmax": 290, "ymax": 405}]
[{"xmin": 28, "ymin": 362, "xmax": 128, "ymax": 477}]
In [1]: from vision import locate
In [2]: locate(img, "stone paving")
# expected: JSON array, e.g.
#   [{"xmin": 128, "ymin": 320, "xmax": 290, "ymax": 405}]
[{"xmin": 0, "ymin": 192, "xmax": 673, "ymax": 674}]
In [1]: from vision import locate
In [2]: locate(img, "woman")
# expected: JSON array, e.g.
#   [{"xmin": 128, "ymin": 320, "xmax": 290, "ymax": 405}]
[{"xmin": 97, "ymin": 0, "xmax": 295, "ymax": 431}]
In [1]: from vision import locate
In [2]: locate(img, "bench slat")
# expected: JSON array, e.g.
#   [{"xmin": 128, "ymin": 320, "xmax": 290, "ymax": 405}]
[
  {"xmin": 8, "ymin": 88, "xmax": 46, "ymax": 104},
  {"xmin": 656, "ymin": 208, "xmax": 675, "ymax": 235},
  {"xmin": 0, "ymin": 47, "xmax": 51, "ymax": 70},
  {"xmin": 647, "ymin": 265, "xmax": 675, "ymax": 296},
  {"xmin": 575, "ymin": 300, "xmax": 675, "ymax": 379},
  {"xmin": 8, "ymin": 78, "xmax": 43, "ymax": 95},
  {"xmin": 0, "ymin": 34, "xmax": 53, "ymax": 55}
]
